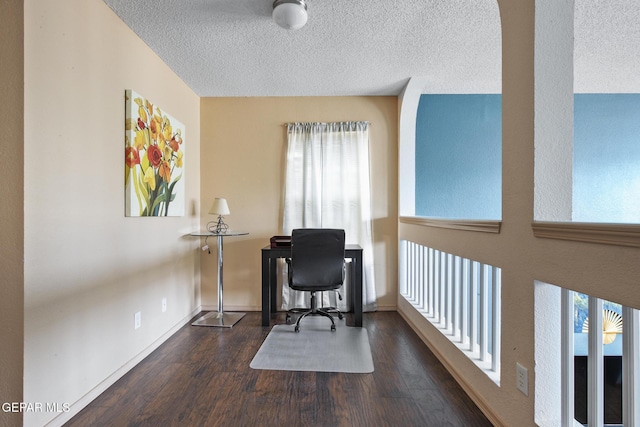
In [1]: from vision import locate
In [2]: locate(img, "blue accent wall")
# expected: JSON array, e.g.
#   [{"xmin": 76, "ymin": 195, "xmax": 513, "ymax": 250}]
[
  {"xmin": 573, "ymin": 94, "xmax": 640, "ymax": 223},
  {"xmin": 415, "ymin": 94, "xmax": 502, "ymax": 219}
]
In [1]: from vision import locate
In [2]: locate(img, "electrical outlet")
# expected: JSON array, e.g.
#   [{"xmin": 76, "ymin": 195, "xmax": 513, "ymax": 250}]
[
  {"xmin": 516, "ymin": 363, "xmax": 528, "ymax": 396},
  {"xmin": 134, "ymin": 311, "xmax": 142, "ymax": 330},
  {"xmin": 162, "ymin": 298, "xmax": 167, "ymax": 313}
]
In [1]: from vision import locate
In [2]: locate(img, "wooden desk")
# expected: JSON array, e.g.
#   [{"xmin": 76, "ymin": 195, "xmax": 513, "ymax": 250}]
[{"xmin": 261, "ymin": 244, "xmax": 363, "ymax": 327}]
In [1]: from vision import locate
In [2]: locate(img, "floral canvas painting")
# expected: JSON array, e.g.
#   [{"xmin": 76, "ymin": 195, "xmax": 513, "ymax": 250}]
[{"xmin": 125, "ymin": 90, "xmax": 185, "ymax": 216}]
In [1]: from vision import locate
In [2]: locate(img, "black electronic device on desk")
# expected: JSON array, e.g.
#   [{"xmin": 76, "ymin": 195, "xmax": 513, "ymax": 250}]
[{"xmin": 270, "ymin": 235, "xmax": 291, "ymax": 248}]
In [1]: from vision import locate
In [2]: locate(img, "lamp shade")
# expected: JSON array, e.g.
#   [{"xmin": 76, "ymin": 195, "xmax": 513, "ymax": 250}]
[
  {"xmin": 209, "ymin": 198, "xmax": 230, "ymax": 216},
  {"xmin": 272, "ymin": 0, "xmax": 308, "ymax": 30}
]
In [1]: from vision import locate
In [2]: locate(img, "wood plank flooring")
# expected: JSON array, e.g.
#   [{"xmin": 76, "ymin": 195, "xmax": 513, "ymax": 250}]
[{"xmin": 65, "ymin": 312, "xmax": 493, "ymax": 427}]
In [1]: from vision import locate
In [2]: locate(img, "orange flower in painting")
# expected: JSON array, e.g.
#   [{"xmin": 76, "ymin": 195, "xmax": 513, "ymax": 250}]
[
  {"xmin": 125, "ymin": 147, "xmax": 140, "ymax": 168},
  {"xmin": 147, "ymin": 144, "xmax": 163, "ymax": 168},
  {"xmin": 149, "ymin": 117, "xmax": 160, "ymax": 142},
  {"xmin": 159, "ymin": 160, "xmax": 171, "ymax": 182},
  {"xmin": 169, "ymin": 137, "xmax": 180, "ymax": 152}
]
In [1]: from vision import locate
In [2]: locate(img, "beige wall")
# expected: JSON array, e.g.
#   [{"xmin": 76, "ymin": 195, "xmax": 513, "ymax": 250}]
[
  {"xmin": 23, "ymin": 0, "xmax": 201, "ymax": 425},
  {"xmin": 0, "ymin": 1, "xmax": 24, "ymax": 426},
  {"xmin": 398, "ymin": 1, "xmax": 640, "ymax": 426},
  {"xmin": 199, "ymin": 97, "xmax": 398, "ymax": 311}
]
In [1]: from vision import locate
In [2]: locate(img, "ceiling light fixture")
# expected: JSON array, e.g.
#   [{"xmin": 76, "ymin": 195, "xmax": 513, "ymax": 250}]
[{"xmin": 272, "ymin": 0, "xmax": 308, "ymax": 30}]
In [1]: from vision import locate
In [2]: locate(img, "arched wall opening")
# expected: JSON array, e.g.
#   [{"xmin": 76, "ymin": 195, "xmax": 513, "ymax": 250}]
[{"xmin": 398, "ymin": 1, "xmax": 502, "ymax": 220}]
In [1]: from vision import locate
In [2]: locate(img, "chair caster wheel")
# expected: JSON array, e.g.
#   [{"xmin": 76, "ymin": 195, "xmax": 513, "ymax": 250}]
[
  {"xmin": 294, "ymin": 325, "xmax": 300, "ymax": 332},
  {"xmin": 286, "ymin": 314, "xmax": 292, "ymax": 324},
  {"xmin": 338, "ymin": 313, "xmax": 344, "ymax": 320},
  {"xmin": 331, "ymin": 324, "xmax": 336, "ymax": 332}
]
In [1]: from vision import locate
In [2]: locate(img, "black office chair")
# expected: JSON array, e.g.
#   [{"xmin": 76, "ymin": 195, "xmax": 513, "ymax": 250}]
[{"xmin": 285, "ymin": 228, "xmax": 346, "ymax": 332}]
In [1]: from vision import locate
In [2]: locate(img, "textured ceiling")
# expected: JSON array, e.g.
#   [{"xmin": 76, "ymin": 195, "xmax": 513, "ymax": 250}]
[
  {"xmin": 102, "ymin": 0, "xmax": 638, "ymax": 97},
  {"xmin": 574, "ymin": 0, "xmax": 640, "ymax": 93}
]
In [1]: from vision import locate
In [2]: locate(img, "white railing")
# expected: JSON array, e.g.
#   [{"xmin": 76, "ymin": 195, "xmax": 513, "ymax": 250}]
[
  {"xmin": 559, "ymin": 289, "xmax": 640, "ymax": 427},
  {"xmin": 400, "ymin": 240, "xmax": 502, "ymax": 383}
]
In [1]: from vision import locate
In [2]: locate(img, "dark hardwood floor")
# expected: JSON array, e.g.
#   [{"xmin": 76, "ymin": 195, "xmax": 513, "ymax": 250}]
[{"xmin": 65, "ymin": 312, "xmax": 493, "ymax": 427}]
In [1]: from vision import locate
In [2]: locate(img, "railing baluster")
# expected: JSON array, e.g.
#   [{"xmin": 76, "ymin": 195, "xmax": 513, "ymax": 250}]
[
  {"xmin": 479, "ymin": 263, "xmax": 488, "ymax": 362},
  {"xmin": 417, "ymin": 245, "xmax": 425, "ymax": 312},
  {"xmin": 411, "ymin": 242, "xmax": 418, "ymax": 307},
  {"xmin": 442, "ymin": 253, "xmax": 447, "ymax": 330},
  {"xmin": 422, "ymin": 248, "xmax": 428, "ymax": 313},
  {"xmin": 411, "ymin": 243, "xmax": 420, "ymax": 303},
  {"xmin": 561, "ymin": 288, "xmax": 574, "ymax": 427},
  {"xmin": 622, "ymin": 306, "xmax": 640, "ymax": 427},
  {"xmin": 588, "ymin": 297, "xmax": 604, "ymax": 427},
  {"xmin": 469, "ymin": 261, "xmax": 478, "ymax": 354},
  {"xmin": 453, "ymin": 256, "xmax": 461, "ymax": 341},
  {"xmin": 446, "ymin": 254, "xmax": 453, "ymax": 333},
  {"xmin": 426, "ymin": 248, "xmax": 433, "ymax": 316},
  {"xmin": 443, "ymin": 251, "xmax": 448, "ymax": 326},
  {"xmin": 462, "ymin": 258, "xmax": 470, "ymax": 348},
  {"xmin": 491, "ymin": 267, "xmax": 501, "ymax": 373},
  {"xmin": 399, "ymin": 240, "xmax": 406, "ymax": 297},
  {"xmin": 440, "ymin": 252, "xmax": 446, "ymax": 326},
  {"xmin": 403, "ymin": 241, "xmax": 411, "ymax": 300},
  {"xmin": 434, "ymin": 250, "xmax": 440, "ymax": 321},
  {"xmin": 411, "ymin": 242, "xmax": 418, "ymax": 303}
]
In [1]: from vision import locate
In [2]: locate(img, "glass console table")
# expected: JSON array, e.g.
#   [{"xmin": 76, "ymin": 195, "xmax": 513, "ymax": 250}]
[{"xmin": 190, "ymin": 231, "xmax": 248, "ymax": 327}]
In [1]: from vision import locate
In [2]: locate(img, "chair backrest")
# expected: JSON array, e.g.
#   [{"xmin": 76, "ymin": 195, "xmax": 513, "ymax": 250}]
[{"xmin": 289, "ymin": 228, "xmax": 345, "ymax": 291}]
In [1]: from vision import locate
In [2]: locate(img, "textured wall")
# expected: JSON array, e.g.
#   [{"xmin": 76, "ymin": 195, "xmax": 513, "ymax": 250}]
[
  {"xmin": 574, "ymin": 94, "xmax": 640, "ymax": 222},
  {"xmin": 23, "ymin": 1, "xmax": 201, "ymax": 425},
  {"xmin": 415, "ymin": 94, "xmax": 502, "ymax": 219}
]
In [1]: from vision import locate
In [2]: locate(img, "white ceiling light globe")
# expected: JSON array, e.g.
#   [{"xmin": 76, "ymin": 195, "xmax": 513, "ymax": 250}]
[{"xmin": 272, "ymin": 0, "xmax": 308, "ymax": 30}]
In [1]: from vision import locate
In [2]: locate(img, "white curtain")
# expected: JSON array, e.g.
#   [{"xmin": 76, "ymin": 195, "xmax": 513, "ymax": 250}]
[{"xmin": 281, "ymin": 121, "xmax": 377, "ymax": 312}]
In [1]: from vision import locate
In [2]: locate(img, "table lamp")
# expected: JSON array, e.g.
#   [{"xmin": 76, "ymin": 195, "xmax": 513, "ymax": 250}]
[{"xmin": 208, "ymin": 198, "xmax": 230, "ymax": 234}]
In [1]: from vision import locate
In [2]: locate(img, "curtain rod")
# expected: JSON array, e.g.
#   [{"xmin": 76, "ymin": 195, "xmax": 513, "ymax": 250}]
[{"xmin": 282, "ymin": 121, "xmax": 371, "ymax": 127}]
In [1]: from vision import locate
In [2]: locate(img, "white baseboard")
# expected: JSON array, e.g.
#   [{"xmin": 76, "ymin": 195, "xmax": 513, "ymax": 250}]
[{"xmin": 45, "ymin": 307, "xmax": 201, "ymax": 427}]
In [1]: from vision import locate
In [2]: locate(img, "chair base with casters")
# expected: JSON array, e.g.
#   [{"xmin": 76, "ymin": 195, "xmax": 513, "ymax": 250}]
[
  {"xmin": 285, "ymin": 290, "xmax": 344, "ymax": 332},
  {"xmin": 286, "ymin": 290, "xmax": 343, "ymax": 332}
]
